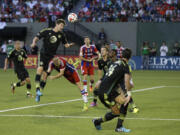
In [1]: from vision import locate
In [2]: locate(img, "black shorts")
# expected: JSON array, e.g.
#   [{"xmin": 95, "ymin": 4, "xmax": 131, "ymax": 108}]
[
  {"xmin": 40, "ymin": 53, "xmax": 54, "ymax": 71},
  {"xmin": 15, "ymin": 68, "xmax": 29, "ymax": 81},
  {"xmin": 98, "ymin": 87, "xmax": 120, "ymax": 109}
]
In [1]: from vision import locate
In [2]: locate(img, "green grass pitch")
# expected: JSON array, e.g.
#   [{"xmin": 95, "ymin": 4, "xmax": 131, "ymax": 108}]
[{"xmin": 0, "ymin": 69, "xmax": 180, "ymax": 135}]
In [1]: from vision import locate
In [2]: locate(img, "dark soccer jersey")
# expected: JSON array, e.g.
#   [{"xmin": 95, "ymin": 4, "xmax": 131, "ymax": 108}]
[
  {"xmin": 98, "ymin": 58, "xmax": 112, "ymax": 78},
  {"xmin": 7, "ymin": 49, "xmax": 27, "ymax": 71},
  {"xmin": 99, "ymin": 60, "xmax": 130, "ymax": 95},
  {"xmin": 36, "ymin": 28, "xmax": 68, "ymax": 56}
]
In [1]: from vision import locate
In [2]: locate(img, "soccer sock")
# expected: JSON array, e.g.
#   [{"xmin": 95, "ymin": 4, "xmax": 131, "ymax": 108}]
[
  {"xmin": 93, "ymin": 88, "xmax": 98, "ymax": 103},
  {"xmin": 14, "ymin": 82, "xmax": 21, "ymax": 87},
  {"xmin": 95, "ymin": 112, "xmax": 118, "ymax": 125},
  {"xmin": 116, "ymin": 115, "xmax": 125, "ymax": 129},
  {"xmin": 81, "ymin": 89, "xmax": 88, "ymax": 103},
  {"xmin": 83, "ymin": 80, "xmax": 87, "ymax": 92},
  {"xmin": 40, "ymin": 80, "xmax": 46, "ymax": 90},
  {"xmin": 103, "ymin": 112, "xmax": 118, "ymax": 122},
  {"xmin": 129, "ymin": 97, "xmax": 136, "ymax": 108},
  {"xmin": 90, "ymin": 80, "xmax": 94, "ymax": 91},
  {"xmin": 35, "ymin": 74, "xmax": 41, "ymax": 91},
  {"xmin": 93, "ymin": 96, "xmax": 97, "ymax": 103},
  {"xmin": 26, "ymin": 83, "xmax": 31, "ymax": 94}
]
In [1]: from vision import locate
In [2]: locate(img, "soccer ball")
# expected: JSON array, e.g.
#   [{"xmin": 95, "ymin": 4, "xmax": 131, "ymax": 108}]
[{"xmin": 68, "ymin": 13, "xmax": 78, "ymax": 23}]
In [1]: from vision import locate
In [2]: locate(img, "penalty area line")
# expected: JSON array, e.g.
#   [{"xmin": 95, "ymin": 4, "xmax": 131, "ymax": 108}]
[{"xmin": 0, "ymin": 114, "xmax": 179, "ymax": 121}]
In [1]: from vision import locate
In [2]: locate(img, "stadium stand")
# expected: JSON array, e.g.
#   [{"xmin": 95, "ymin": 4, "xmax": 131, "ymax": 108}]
[
  {"xmin": 78, "ymin": 0, "xmax": 180, "ymax": 22},
  {"xmin": 0, "ymin": 0, "xmax": 76, "ymax": 23}
]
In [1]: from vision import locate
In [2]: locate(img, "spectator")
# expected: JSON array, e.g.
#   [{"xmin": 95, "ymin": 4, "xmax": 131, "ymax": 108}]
[
  {"xmin": 110, "ymin": 40, "xmax": 116, "ymax": 50},
  {"xmin": 0, "ymin": 41, "xmax": 7, "ymax": 54},
  {"xmin": 98, "ymin": 28, "xmax": 107, "ymax": 45},
  {"xmin": 172, "ymin": 41, "xmax": 180, "ymax": 56},
  {"xmin": 150, "ymin": 42, "xmax": 157, "ymax": 56},
  {"xmin": 160, "ymin": 41, "xmax": 168, "ymax": 56},
  {"xmin": 141, "ymin": 41, "xmax": 150, "ymax": 69}
]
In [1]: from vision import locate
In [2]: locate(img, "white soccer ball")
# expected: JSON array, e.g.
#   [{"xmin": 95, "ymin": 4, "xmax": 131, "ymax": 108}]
[{"xmin": 68, "ymin": 13, "xmax": 78, "ymax": 23}]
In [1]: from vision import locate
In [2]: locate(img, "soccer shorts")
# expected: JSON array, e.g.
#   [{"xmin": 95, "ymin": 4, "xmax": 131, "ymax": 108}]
[
  {"xmin": 98, "ymin": 87, "xmax": 120, "ymax": 109},
  {"xmin": 40, "ymin": 53, "xmax": 54, "ymax": 71},
  {"xmin": 64, "ymin": 70, "xmax": 80, "ymax": 84},
  {"xmin": 81, "ymin": 65, "xmax": 94, "ymax": 75},
  {"xmin": 15, "ymin": 68, "xmax": 29, "ymax": 81}
]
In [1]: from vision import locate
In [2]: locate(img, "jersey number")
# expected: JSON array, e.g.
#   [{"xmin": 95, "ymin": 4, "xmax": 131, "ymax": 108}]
[{"xmin": 106, "ymin": 65, "xmax": 117, "ymax": 77}]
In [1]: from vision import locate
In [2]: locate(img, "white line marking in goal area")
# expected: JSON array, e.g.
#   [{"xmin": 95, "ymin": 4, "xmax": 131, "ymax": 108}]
[
  {"xmin": 0, "ymin": 114, "xmax": 180, "ymax": 121},
  {"xmin": 0, "ymin": 85, "xmax": 169, "ymax": 113}
]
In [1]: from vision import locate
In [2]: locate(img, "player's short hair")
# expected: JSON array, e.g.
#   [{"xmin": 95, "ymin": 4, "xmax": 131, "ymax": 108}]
[
  {"xmin": 84, "ymin": 36, "xmax": 90, "ymax": 39},
  {"xmin": 53, "ymin": 57, "xmax": 60, "ymax": 66},
  {"xmin": 101, "ymin": 46, "xmax": 109, "ymax": 52},
  {"xmin": 111, "ymin": 49, "xmax": 117, "ymax": 55},
  {"xmin": 116, "ymin": 41, "xmax": 121, "ymax": 44},
  {"xmin": 122, "ymin": 48, "xmax": 132, "ymax": 60},
  {"xmin": 56, "ymin": 19, "xmax": 66, "ymax": 25}
]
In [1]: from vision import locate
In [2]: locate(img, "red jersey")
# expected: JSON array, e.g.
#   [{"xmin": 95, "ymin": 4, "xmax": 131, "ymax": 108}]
[
  {"xmin": 49, "ymin": 57, "xmax": 80, "ymax": 84},
  {"xmin": 117, "ymin": 47, "xmax": 124, "ymax": 59},
  {"xmin": 79, "ymin": 44, "xmax": 98, "ymax": 67}
]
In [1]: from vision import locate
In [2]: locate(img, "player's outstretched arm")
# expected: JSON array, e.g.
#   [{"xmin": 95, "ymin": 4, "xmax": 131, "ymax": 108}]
[
  {"xmin": 31, "ymin": 37, "xmax": 39, "ymax": 48},
  {"xmin": 49, "ymin": 68, "xmax": 65, "ymax": 80},
  {"xmin": 4, "ymin": 58, "xmax": 8, "ymax": 72},
  {"xmin": 124, "ymin": 73, "xmax": 132, "ymax": 106},
  {"xmin": 64, "ymin": 43, "xmax": 74, "ymax": 48}
]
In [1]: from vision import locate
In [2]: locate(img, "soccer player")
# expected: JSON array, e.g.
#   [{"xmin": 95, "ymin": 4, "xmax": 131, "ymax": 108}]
[
  {"xmin": 47, "ymin": 57, "xmax": 88, "ymax": 111},
  {"xmin": 90, "ymin": 46, "xmax": 112, "ymax": 107},
  {"xmin": 92, "ymin": 48, "xmax": 132, "ymax": 133},
  {"xmin": 79, "ymin": 36, "xmax": 100, "ymax": 94},
  {"xmin": 127, "ymin": 65, "xmax": 139, "ymax": 113},
  {"xmin": 111, "ymin": 49, "xmax": 139, "ymax": 113},
  {"xmin": 31, "ymin": 19, "xmax": 73, "ymax": 102},
  {"xmin": 4, "ymin": 40, "xmax": 32, "ymax": 97},
  {"xmin": 116, "ymin": 41, "xmax": 124, "ymax": 59}
]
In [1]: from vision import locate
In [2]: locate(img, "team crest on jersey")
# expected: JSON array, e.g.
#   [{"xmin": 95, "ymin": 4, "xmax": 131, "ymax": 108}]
[
  {"xmin": 50, "ymin": 36, "xmax": 57, "ymax": 43},
  {"xmin": 40, "ymin": 61, "xmax": 44, "ymax": 66},
  {"xmin": 58, "ymin": 35, "xmax": 61, "ymax": 38}
]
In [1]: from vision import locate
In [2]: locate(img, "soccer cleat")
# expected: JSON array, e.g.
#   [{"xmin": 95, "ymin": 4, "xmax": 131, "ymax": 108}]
[
  {"xmin": 90, "ymin": 102, "xmax": 97, "ymax": 107},
  {"xmin": 35, "ymin": 90, "xmax": 43, "ymax": 102},
  {"xmin": 115, "ymin": 127, "xmax": 131, "ymax": 133},
  {"xmin": 26, "ymin": 92, "xmax": 33, "ymax": 98},
  {"xmin": 89, "ymin": 87, "xmax": 93, "ymax": 92},
  {"xmin": 11, "ymin": 83, "xmax": 15, "ymax": 94},
  {"xmin": 82, "ymin": 103, "xmax": 88, "ymax": 111},
  {"xmin": 129, "ymin": 107, "xmax": 139, "ymax": 114},
  {"xmin": 92, "ymin": 119, "xmax": 102, "ymax": 130}
]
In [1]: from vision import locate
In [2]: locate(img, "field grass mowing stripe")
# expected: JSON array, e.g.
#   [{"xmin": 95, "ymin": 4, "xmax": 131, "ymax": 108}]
[
  {"xmin": 0, "ymin": 86, "xmax": 172, "ymax": 113},
  {"xmin": 0, "ymin": 114, "xmax": 180, "ymax": 121}
]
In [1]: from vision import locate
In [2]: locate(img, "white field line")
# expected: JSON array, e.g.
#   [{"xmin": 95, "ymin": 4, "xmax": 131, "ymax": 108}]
[
  {"xmin": 0, "ymin": 114, "xmax": 180, "ymax": 121},
  {"xmin": 0, "ymin": 98, "xmax": 90, "ymax": 113},
  {"xmin": 132, "ymin": 86, "xmax": 166, "ymax": 93},
  {"xmin": 0, "ymin": 86, "xmax": 173, "ymax": 113}
]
